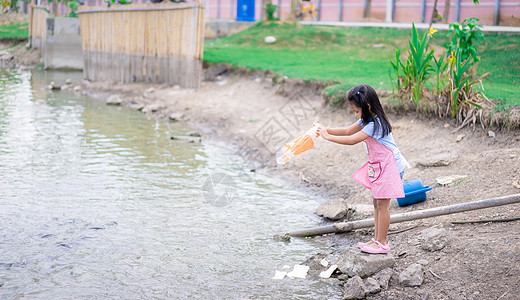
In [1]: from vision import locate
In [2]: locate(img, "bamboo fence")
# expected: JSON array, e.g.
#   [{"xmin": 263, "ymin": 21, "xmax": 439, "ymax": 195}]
[
  {"xmin": 29, "ymin": 5, "xmax": 50, "ymax": 49},
  {"xmin": 78, "ymin": 2, "xmax": 205, "ymax": 88}
]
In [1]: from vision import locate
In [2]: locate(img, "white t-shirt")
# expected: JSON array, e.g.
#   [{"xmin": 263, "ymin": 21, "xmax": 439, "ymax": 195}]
[{"xmin": 356, "ymin": 118, "xmax": 409, "ymax": 173}]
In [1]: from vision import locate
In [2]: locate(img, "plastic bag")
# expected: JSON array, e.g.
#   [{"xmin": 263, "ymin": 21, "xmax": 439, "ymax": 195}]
[{"xmin": 276, "ymin": 123, "xmax": 320, "ymax": 166}]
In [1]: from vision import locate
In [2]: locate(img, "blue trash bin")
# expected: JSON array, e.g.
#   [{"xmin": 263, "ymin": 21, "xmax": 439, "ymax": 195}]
[
  {"xmin": 396, "ymin": 179, "xmax": 432, "ymax": 207},
  {"xmin": 236, "ymin": 0, "xmax": 255, "ymax": 22}
]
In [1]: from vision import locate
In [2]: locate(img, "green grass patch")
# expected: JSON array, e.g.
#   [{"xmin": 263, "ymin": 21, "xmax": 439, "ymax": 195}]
[
  {"xmin": 0, "ymin": 22, "xmax": 28, "ymax": 40},
  {"xmin": 204, "ymin": 22, "xmax": 520, "ymax": 106}
]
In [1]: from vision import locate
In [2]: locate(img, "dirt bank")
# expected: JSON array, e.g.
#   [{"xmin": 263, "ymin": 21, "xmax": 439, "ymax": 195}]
[{"xmin": 77, "ymin": 70, "xmax": 520, "ymax": 299}]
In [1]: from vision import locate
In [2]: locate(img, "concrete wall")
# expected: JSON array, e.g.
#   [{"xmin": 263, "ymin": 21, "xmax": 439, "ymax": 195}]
[
  {"xmin": 205, "ymin": 19, "xmax": 254, "ymax": 39},
  {"xmin": 44, "ymin": 17, "xmax": 84, "ymax": 70}
]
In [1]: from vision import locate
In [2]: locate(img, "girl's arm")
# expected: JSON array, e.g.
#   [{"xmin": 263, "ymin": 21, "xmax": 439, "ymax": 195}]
[
  {"xmin": 318, "ymin": 126, "xmax": 369, "ymax": 145},
  {"xmin": 325, "ymin": 123, "xmax": 363, "ymax": 136}
]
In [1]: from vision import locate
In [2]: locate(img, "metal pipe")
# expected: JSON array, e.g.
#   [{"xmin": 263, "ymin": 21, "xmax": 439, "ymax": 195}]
[
  {"xmin": 339, "ymin": 0, "xmax": 343, "ymax": 21},
  {"xmin": 286, "ymin": 193, "xmax": 520, "ymax": 237},
  {"xmin": 494, "ymin": 0, "xmax": 501, "ymax": 25},
  {"xmin": 454, "ymin": 0, "xmax": 461, "ymax": 22},
  {"xmin": 317, "ymin": 0, "xmax": 321, "ymax": 21},
  {"xmin": 420, "ymin": 0, "xmax": 426, "ymax": 23},
  {"xmin": 277, "ymin": 0, "xmax": 281, "ymax": 18},
  {"xmin": 217, "ymin": 0, "xmax": 221, "ymax": 18}
]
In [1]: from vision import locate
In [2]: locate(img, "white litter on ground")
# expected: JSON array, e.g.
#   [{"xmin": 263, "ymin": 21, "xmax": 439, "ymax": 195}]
[
  {"xmin": 286, "ymin": 265, "xmax": 310, "ymax": 279},
  {"xmin": 319, "ymin": 264, "xmax": 338, "ymax": 279},
  {"xmin": 272, "ymin": 270, "xmax": 287, "ymax": 280},
  {"xmin": 320, "ymin": 258, "xmax": 329, "ymax": 267}
]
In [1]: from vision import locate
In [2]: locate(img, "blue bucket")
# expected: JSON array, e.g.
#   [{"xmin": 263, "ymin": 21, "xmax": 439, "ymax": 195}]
[{"xmin": 396, "ymin": 179, "xmax": 432, "ymax": 207}]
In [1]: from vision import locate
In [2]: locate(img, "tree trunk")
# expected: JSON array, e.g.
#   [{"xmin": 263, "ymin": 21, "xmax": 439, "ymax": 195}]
[
  {"xmin": 443, "ymin": 0, "xmax": 451, "ymax": 23},
  {"xmin": 363, "ymin": 0, "xmax": 372, "ymax": 19},
  {"xmin": 428, "ymin": 0, "xmax": 439, "ymax": 29},
  {"xmin": 52, "ymin": 0, "xmax": 58, "ymax": 16}
]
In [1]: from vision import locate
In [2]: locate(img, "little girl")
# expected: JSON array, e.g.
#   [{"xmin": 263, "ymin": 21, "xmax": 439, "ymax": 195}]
[{"xmin": 316, "ymin": 84, "xmax": 408, "ymax": 254}]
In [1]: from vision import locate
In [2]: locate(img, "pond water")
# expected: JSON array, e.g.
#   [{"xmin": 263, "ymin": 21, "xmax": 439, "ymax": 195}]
[{"xmin": 0, "ymin": 69, "xmax": 342, "ymax": 299}]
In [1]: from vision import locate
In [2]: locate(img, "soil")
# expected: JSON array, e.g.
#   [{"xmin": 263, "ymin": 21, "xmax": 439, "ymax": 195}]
[{"xmin": 74, "ymin": 70, "xmax": 520, "ymax": 300}]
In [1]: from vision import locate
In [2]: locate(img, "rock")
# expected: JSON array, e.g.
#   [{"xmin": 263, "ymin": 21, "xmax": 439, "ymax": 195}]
[
  {"xmin": 338, "ymin": 274, "xmax": 350, "ymax": 281},
  {"xmin": 216, "ymin": 79, "xmax": 228, "ymax": 86},
  {"xmin": 173, "ymin": 85, "xmax": 181, "ymax": 90},
  {"xmin": 73, "ymin": 85, "xmax": 81, "ymax": 92},
  {"xmin": 60, "ymin": 85, "xmax": 69, "ymax": 90},
  {"xmin": 418, "ymin": 227, "xmax": 448, "ymax": 251},
  {"xmin": 65, "ymin": 78, "xmax": 72, "ymax": 84},
  {"xmin": 316, "ymin": 198, "xmax": 349, "ymax": 220},
  {"xmin": 143, "ymin": 87, "xmax": 155, "ymax": 97},
  {"xmin": 488, "ymin": 130, "xmax": 496, "ymax": 138},
  {"xmin": 336, "ymin": 247, "xmax": 395, "ymax": 278},
  {"xmin": 372, "ymin": 267, "xmax": 393, "ymax": 289},
  {"xmin": 399, "ymin": 263, "xmax": 424, "ymax": 287},
  {"xmin": 416, "ymin": 149, "xmax": 457, "ymax": 167},
  {"xmin": 106, "ymin": 95, "xmax": 122, "ymax": 106},
  {"xmin": 416, "ymin": 259, "xmax": 429, "ymax": 266},
  {"xmin": 265, "ymin": 77, "xmax": 273, "ymax": 84},
  {"xmin": 273, "ymin": 233, "xmax": 291, "ymax": 242},
  {"xmin": 365, "ymin": 277, "xmax": 381, "ymax": 294},
  {"xmin": 142, "ymin": 103, "xmax": 165, "ymax": 113},
  {"xmin": 436, "ymin": 175, "xmax": 468, "ymax": 186},
  {"xmin": 169, "ymin": 113, "xmax": 184, "ymax": 122},
  {"xmin": 344, "ymin": 276, "xmax": 369, "ymax": 299},
  {"xmin": 187, "ymin": 131, "xmax": 202, "ymax": 137},
  {"xmin": 443, "ymin": 123, "xmax": 450, "ymax": 128},
  {"xmin": 372, "ymin": 44, "xmax": 384, "ymax": 48},
  {"xmin": 513, "ymin": 180, "xmax": 520, "ymax": 190},
  {"xmin": 301, "ymin": 253, "xmax": 329, "ymax": 274},
  {"xmin": 264, "ymin": 36, "xmax": 276, "ymax": 44},
  {"xmin": 204, "ymin": 64, "xmax": 228, "ymax": 81},
  {"xmin": 254, "ymin": 77, "xmax": 262, "ymax": 83},
  {"xmin": 456, "ymin": 134, "xmax": 465, "ymax": 142}
]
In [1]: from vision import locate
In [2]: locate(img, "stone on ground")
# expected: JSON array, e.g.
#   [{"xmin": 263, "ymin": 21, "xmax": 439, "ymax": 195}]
[
  {"xmin": 364, "ymin": 277, "xmax": 381, "ymax": 294},
  {"xmin": 371, "ymin": 267, "xmax": 393, "ymax": 289},
  {"xmin": 343, "ymin": 275, "xmax": 369, "ymax": 300},
  {"xmin": 399, "ymin": 263, "xmax": 424, "ymax": 287},
  {"xmin": 316, "ymin": 198, "xmax": 349, "ymax": 220},
  {"xmin": 301, "ymin": 253, "xmax": 329, "ymax": 274},
  {"xmin": 336, "ymin": 247, "xmax": 395, "ymax": 278},
  {"xmin": 418, "ymin": 227, "xmax": 448, "ymax": 251}
]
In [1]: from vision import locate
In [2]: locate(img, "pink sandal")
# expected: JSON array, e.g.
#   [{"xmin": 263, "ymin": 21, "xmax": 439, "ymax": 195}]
[
  {"xmin": 361, "ymin": 240, "xmax": 390, "ymax": 254},
  {"xmin": 357, "ymin": 238, "xmax": 376, "ymax": 249}
]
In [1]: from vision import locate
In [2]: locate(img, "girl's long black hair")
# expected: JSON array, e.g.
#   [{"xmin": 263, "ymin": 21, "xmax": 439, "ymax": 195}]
[{"xmin": 347, "ymin": 84, "xmax": 392, "ymax": 137}]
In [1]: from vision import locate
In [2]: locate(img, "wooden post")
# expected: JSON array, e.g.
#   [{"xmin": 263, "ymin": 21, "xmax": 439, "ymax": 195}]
[{"xmin": 285, "ymin": 194, "xmax": 520, "ymax": 237}]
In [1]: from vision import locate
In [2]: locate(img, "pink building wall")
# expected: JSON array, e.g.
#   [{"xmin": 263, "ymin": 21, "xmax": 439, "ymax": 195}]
[{"xmin": 36, "ymin": 0, "xmax": 520, "ymax": 26}]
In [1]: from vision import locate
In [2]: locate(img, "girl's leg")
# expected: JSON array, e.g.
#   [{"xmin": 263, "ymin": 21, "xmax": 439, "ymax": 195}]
[
  {"xmin": 375, "ymin": 199, "xmax": 391, "ymax": 245},
  {"xmin": 372, "ymin": 198, "xmax": 379, "ymax": 242}
]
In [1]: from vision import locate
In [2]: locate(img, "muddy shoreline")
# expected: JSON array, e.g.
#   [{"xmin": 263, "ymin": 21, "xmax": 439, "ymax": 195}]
[{"xmin": 66, "ymin": 68, "xmax": 520, "ymax": 299}]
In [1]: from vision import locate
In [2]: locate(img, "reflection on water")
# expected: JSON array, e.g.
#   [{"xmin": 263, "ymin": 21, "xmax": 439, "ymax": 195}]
[{"xmin": 0, "ymin": 69, "xmax": 342, "ymax": 299}]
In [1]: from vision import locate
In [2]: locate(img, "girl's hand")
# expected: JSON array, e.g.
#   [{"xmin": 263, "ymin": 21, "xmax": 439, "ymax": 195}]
[{"xmin": 316, "ymin": 125, "xmax": 329, "ymax": 140}]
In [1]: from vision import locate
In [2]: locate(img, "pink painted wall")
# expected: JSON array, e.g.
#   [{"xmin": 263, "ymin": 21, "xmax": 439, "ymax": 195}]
[
  {"xmin": 36, "ymin": 0, "xmax": 520, "ymax": 26},
  {"xmin": 206, "ymin": 0, "xmax": 520, "ymax": 26}
]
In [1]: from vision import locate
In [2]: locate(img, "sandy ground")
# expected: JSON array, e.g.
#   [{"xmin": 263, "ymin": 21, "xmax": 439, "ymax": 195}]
[{"xmin": 75, "ymin": 70, "xmax": 520, "ymax": 299}]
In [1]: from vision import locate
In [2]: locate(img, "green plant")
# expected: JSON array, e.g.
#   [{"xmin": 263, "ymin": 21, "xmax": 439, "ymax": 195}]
[
  {"xmin": 448, "ymin": 17, "xmax": 483, "ymax": 63},
  {"xmin": 67, "ymin": 0, "xmax": 79, "ymax": 17},
  {"xmin": 432, "ymin": 52, "xmax": 449, "ymax": 95},
  {"xmin": 389, "ymin": 23, "xmax": 434, "ymax": 104},
  {"xmin": 265, "ymin": 3, "xmax": 278, "ymax": 21}
]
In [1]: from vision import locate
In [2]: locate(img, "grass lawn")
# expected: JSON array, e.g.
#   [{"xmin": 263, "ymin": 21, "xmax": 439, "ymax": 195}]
[
  {"xmin": 204, "ymin": 22, "xmax": 520, "ymax": 106},
  {"xmin": 0, "ymin": 22, "xmax": 28, "ymax": 40}
]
